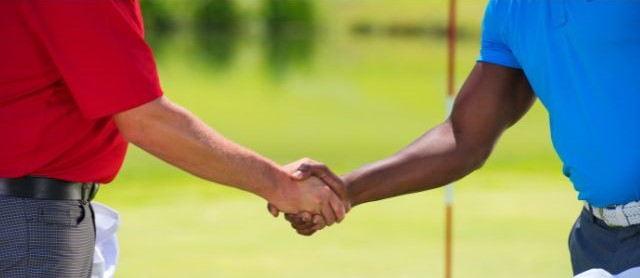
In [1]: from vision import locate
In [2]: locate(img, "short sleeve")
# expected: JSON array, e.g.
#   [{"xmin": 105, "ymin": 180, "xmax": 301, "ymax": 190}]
[
  {"xmin": 477, "ymin": 0, "xmax": 521, "ymax": 69},
  {"xmin": 22, "ymin": 1, "xmax": 163, "ymax": 118}
]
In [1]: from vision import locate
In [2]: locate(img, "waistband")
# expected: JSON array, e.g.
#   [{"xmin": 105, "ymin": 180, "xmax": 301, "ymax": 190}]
[
  {"xmin": 0, "ymin": 176, "xmax": 99, "ymax": 201},
  {"xmin": 584, "ymin": 201, "xmax": 640, "ymax": 227}
]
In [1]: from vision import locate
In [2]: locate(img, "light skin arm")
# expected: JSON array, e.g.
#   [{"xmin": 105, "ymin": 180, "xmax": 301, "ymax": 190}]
[
  {"xmin": 284, "ymin": 62, "xmax": 536, "ymax": 234},
  {"xmin": 112, "ymin": 96, "xmax": 345, "ymax": 223}
]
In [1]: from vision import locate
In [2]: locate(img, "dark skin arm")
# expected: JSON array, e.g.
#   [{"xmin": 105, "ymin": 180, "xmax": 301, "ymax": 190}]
[{"xmin": 282, "ymin": 62, "xmax": 536, "ymax": 235}]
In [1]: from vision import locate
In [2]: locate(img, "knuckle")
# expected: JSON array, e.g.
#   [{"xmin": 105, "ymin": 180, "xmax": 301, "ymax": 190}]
[
  {"xmin": 299, "ymin": 163, "xmax": 309, "ymax": 170},
  {"xmin": 298, "ymin": 230, "xmax": 312, "ymax": 236}
]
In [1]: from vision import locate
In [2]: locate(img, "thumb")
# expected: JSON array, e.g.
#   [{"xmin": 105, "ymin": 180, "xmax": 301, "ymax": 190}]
[
  {"xmin": 290, "ymin": 162, "xmax": 314, "ymax": 181},
  {"xmin": 284, "ymin": 158, "xmax": 315, "ymax": 181},
  {"xmin": 303, "ymin": 165, "xmax": 350, "ymax": 210},
  {"xmin": 267, "ymin": 203, "xmax": 280, "ymax": 218}
]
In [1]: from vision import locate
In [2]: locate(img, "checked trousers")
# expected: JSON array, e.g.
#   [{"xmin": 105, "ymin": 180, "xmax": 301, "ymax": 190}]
[{"xmin": 0, "ymin": 195, "xmax": 95, "ymax": 277}]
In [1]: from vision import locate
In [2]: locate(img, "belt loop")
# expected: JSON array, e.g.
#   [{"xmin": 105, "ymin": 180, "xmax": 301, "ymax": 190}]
[
  {"xmin": 584, "ymin": 202, "xmax": 596, "ymax": 222},
  {"xmin": 81, "ymin": 183, "xmax": 90, "ymax": 201},
  {"xmin": 81, "ymin": 183, "xmax": 87, "ymax": 201},
  {"xmin": 88, "ymin": 183, "xmax": 99, "ymax": 201},
  {"xmin": 590, "ymin": 206, "xmax": 598, "ymax": 223}
]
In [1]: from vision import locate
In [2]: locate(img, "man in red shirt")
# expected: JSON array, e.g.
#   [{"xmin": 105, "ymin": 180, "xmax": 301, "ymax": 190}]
[{"xmin": 0, "ymin": 2, "xmax": 347, "ymax": 277}]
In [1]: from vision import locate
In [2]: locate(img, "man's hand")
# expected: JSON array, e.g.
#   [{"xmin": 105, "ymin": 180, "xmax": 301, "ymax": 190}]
[
  {"xmin": 268, "ymin": 158, "xmax": 351, "ymax": 236},
  {"xmin": 114, "ymin": 97, "xmax": 347, "ymax": 226},
  {"xmin": 270, "ymin": 63, "xmax": 536, "ymax": 235},
  {"xmin": 289, "ymin": 158, "xmax": 351, "ymax": 211},
  {"xmin": 266, "ymin": 172, "xmax": 346, "ymax": 227}
]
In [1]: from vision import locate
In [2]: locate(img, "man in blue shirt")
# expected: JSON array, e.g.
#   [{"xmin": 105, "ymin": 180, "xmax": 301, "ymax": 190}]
[{"xmin": 274, "ymin": 1, "xmax": 640, "ymax": 276}]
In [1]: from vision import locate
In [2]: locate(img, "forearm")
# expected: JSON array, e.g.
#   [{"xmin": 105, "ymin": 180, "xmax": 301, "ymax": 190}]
[
  {"xmin": 343, "ymin": 63, "xmax": 536, "ymax": 207},
  {"xmin": 282, "ymin": 63, "xmax": 536, "ymax": 234},
  {"xmin": 344, "ymin": 121, "xmax": 489, "ymax": 206},
  {"xmin": 114, "ymin": 97, "xmax": 288, "ymax": 200}
]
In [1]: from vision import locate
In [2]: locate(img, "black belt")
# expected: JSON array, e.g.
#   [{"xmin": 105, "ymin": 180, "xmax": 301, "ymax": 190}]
[{"xmin": 0, "ymin": 176, "xmax": 99, "ymax": 201}]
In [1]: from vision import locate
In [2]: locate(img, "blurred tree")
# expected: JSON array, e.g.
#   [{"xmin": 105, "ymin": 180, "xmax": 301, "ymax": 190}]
[
  {"xmin": 262, "ymin": 0, "xmax": 317, "ymax": 81},
  {"xmin": 139, "ymin": 0, "xmax": 175, "ymax": 34},
  {"xmin": 263, "ymin": 0, "xmax": 316, "ymax": 35},
  {"xmin": 194, "ymin": 0, "xmax": 240, "ymax": 34},
  {"xmin": 193, "ymin": 0, "xmax": 241, "ymax": 71},
  {"xmin": 138, "ymin": 0, "xmax": 175, "ymax": 53}
]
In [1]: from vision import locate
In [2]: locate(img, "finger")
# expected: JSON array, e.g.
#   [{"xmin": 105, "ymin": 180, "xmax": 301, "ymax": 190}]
[
  {"xmin": 328, "ymin": 193, "xmax": 346, "ymax": 223},
  {"xmin": 320, "ymin": 200, "xmax": 336, "ymax": 227},
  {"xmin": 284, "ymin": 213, "xmax": 298, "ymax": 223},
  {"xmin": 299, "ymin": 211, "xmax": 312, "ymax": 223},
  {"xmin": 291, "ymin": 170, "xmax": 305, "ymax": 180},
  {"xmin": 292, "ymin": 160, "xmax": 315, "ymax": 180},
  {"xmin": 267, "ymin": 203, "xmax": 280, "ymax": 217},
  {"xmin": 296, "ymin": 228, "xmax": 317, "ymax": 236},
  {"xmin": 291, "ymin": 220, "xmax": 316, "ymax": 231},
  {"xmin": 284, "ymin": 212, "xmax": 311, "ymax": 223},
  {"xmin": 291, "ymin": 212, "xmax": 317, "ymax": 230},
  {"xmin": 300, "ymin": 163, "xmax": 350, "ymax": 210},
  {"xmin": 285, "ymin": 214, "xmax": 316, "ymax": 231},
  {"xmin": 285, "ymin": 213, "xmax": 304, "ymax": 225},
  {"xmin": 286, "ymin": 160, "xmax": 351, "ymax": 213},
  {"xmin": 293, "ymin": 214, "xmax": 323, "ymax": 231},
  {"xmin": 311, "ymin": 215, "xmax": 326, "ymax": 231},
  {"xmin": 284, "ymin": 158, "xmax": 314, "ymax": 180}
]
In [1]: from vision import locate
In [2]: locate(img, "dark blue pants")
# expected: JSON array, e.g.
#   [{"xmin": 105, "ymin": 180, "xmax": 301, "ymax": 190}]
[
  {"xmin": 569, "ymin": 207, "xmax": 640, "ymax": 275},
  {"xmin": 0, "ymin": 195, "xmax": 95, "ymax": 278}
]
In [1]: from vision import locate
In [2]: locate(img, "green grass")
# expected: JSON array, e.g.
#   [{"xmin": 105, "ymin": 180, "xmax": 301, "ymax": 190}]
[
  {"xmin": 99, "ymin": 172, "xmax": 579, "ymax": 278},
  {"xmin": 96, "ymin": 1, "xmax": 580, "ymax": 277}
]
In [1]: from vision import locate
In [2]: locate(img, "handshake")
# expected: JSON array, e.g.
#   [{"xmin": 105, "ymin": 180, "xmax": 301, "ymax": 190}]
[{"xmin": 266, "ymin": 158, "xmax": 352, "ymax": 236}]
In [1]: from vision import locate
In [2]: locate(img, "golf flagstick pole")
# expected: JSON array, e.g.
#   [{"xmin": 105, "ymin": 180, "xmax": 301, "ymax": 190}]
[{"xmin": 445, "ymin": 0, "xmax": 456, "ymax": 278}]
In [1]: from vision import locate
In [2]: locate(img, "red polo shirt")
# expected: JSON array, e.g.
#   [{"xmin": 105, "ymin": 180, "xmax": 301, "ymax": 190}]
[{"xmin": 0, "ymin": 2, "xmax": 163, "ymax": 183}]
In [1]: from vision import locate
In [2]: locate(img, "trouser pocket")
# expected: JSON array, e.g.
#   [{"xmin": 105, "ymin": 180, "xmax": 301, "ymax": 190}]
[
  {"xmin": 36, "ymin": 201, "xmax": 86, "ymax": 227},
  {"xmin": 27, "ymin": 200, "xmax": 95, "ymax": 278}
]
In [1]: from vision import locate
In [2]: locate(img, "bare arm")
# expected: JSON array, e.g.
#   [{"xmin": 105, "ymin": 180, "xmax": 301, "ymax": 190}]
[
  {"xmin": 281, "ymin": 62, "xmax": 535, "ymax": 235},
  {"xmin": 345, "ymin": 62, "xmax": 535, "ymax": 206},
  {"xmin": 112, "ymin": 97, "xmax": 345, "ymax": 222}
]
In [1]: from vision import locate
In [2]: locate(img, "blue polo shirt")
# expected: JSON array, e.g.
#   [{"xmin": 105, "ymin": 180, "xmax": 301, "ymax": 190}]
[{"xmin": 478, "ymin": 0, "xmax": 640, "ymax": 207}]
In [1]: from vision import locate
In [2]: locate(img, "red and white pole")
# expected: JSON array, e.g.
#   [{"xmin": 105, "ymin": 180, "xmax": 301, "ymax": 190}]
[{"xmin": 445, "ymin": 0, "xmax": 456, "ymax": 278}]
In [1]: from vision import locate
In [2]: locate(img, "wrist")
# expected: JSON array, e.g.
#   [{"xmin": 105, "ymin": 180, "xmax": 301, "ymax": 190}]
[
  {"xmin": 256, "ymin": 164, "xmax": 293, "ymax": 203},
  {"xmin": 254, "ymin": 165, "xmax": 282, "ymax": 202},
  {"xmin": 342, "ymin": 172, "xmax": 362, "ymax": 208}
]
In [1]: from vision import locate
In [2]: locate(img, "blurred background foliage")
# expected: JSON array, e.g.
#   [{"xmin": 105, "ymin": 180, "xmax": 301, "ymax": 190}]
[
  {"xmin": 139, "ymin": 0, "xmax": 318, "ymax": 74},
  {"xmin": 99, "ymin": 1, "xmax": 579, "ymax": 277},
  {"xmin": 138, "ymin": 0, "xmax": 479, "ymax": 74}
]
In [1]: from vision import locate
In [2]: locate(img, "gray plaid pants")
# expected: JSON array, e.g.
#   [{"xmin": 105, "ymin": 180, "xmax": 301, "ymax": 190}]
[{"xmin": 0, "ymin": 195, "xmax": 95, "ymax": 277}]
